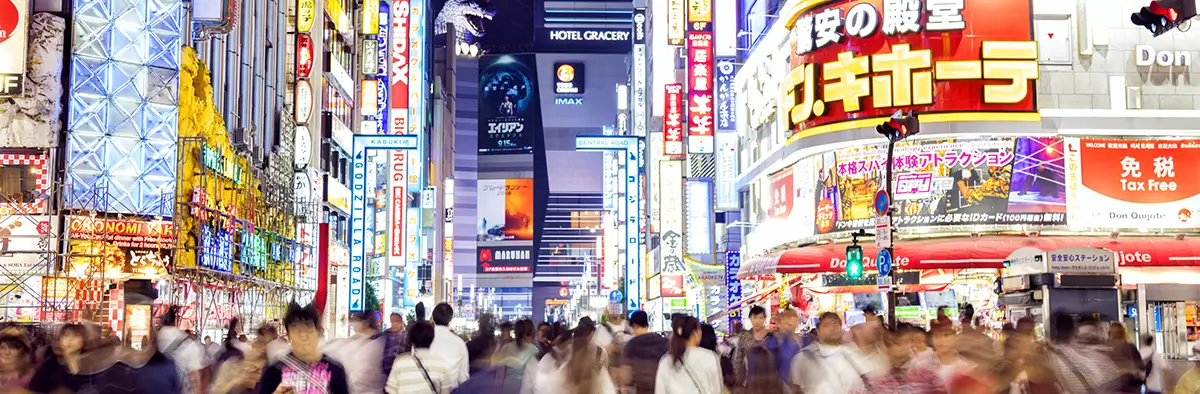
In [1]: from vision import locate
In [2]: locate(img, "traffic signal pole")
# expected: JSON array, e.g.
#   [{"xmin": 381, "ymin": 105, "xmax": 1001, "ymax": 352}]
[{"xmin": 885, "ymin": 138, "xmax": 899, "ymax": 330}]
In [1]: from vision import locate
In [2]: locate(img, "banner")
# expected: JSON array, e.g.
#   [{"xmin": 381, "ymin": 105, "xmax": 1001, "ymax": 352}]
[
  {"xmin": 816, "ymin": 137, "xmax": 1066, "ymax": 234},
  {"xmin": 0, "ymin": 0, "xmax": 30, "ymax": 97},
  {"xmin": 477, "ymin": 179, "xmax": 534, "ymax": 241},
  {"xmin": 479, "ymin": 54, "xmax": 541, "ymax": 154},
  {"xmin": 0, "ymin": 215, "xmax": 54, "ymax": 275},
  {"xmin": 663, "ymin": 84, "xmax": 684, "ymax": 158},
  {"xmin": 66, "ymin": 217, "xmax": 172, "ymax": 279},
  {"xmin": 685, "ymin": 179, "xmax": 712, "ymax": 255},
  {"xmin": 782, "ymin": 0, "xmax": 1036, "ymax": 134},
  {"xmin": 686, "ymin": 31, "xmax": 714, "ymax": 154},
  {"xmin": 477, "ymin": 245, "xmax": 532, "ymax": 274},
  {"xmin": 1067, "ymin": 138, "xmax": 1200, "ymax": 229}
]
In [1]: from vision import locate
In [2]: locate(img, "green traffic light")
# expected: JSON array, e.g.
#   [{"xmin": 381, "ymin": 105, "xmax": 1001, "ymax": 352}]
[{"xmin": 846, "ymin": 245, "xmax": 863, "ymax": 279}]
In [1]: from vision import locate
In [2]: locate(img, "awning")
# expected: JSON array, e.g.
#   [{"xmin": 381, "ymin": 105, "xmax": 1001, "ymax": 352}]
[
  {"xmin": 738, "ymin": 235, "xmax": 1200, "ymax": 279},
  {"xmin": 738, "ymin": 236, "xmax": 1031, "ymax": 279}
]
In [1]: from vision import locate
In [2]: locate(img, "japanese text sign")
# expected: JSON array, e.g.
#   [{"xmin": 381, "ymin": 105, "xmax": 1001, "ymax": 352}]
[
  {"xmin": 715, "ymin": 58, "xmax": 736, "ymax": 131},
  {"xmin": 1067, "ymin": 138, "xmax": 1200, "ymax": 229},
  {"xmin": 668, "ymin": 0, "xmax": 685, "ymax": 45},
  {"xmin": 664, "ymin": 84, "xmax": 685, "ymax": 157},
  {"xmin": 687, "ymin": 31, "xmax": 714, "ymax": 154},
  {"xmin": 782, "ymin": 0, "xmax": 1036, "ymax": 134}
]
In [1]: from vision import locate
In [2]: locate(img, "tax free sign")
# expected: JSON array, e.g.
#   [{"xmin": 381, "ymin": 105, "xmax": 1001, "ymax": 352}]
[{"xmin": 766, "ymin": 0, "xmax": 1038, "ymax": 141}]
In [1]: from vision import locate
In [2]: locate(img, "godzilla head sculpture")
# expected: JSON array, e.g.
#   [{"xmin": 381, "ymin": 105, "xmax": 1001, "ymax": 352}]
[{"xmin": 434, "ymin": 0, "xmax": 497, "ymax": 44}]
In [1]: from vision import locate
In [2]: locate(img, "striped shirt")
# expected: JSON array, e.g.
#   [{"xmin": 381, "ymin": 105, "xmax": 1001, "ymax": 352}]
[{"xmin": 386, "ymin": 349, "xmax": 454, "ymax": 394}]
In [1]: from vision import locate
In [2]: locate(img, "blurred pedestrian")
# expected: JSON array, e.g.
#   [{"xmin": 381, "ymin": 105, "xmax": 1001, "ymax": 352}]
[
  {"xmin": 385, "ymin": 319, "xmax": 453, "ymax": 394},
  {"xmin": 654, "ymin": 316, "xmax": 722, "ymax": 394},
  {"xmin": 467, "ymin": 314, "xmax": 499, "ymax": 375},
  {"xmin": 698, "ymin": 323, "xmax": 736, "ymax": 390},
  {"xmin": 619, "ymin": 311, "xmax": 667, "ymax": 393},
  {"xmin": 791, "ymin": 312, "xmax": 864, "ymax": 394},
  {"xmin": 852, "ymin": 327, "xmax": 947, "ymax": 394},
  {"xmin": 559, "ymin": 317, "xmax": 616, "ymax": 394},
  {"xmin": 743, "ymin": 347, "xmax": 783, "ymax": 394},
  {"xmin": 376, "ymin": 312, "xmax": 410, "ymax": 378},
  {"xmin": 253, "ymin": 301, "xmax": 350, "ymax": 394},
  {"xmin": 1045, "ymin": 314, "xmax": 1125, "ymax": 393},
  {"xmin": 326, "ymin": 311, "xmax": 386, "ymax": 394},
  {"xmin": 1142, "ymin": 334, "xmax": 1170, "ymax": 394},
  {"xmin": 733, "ymin": 305, "xmax": 769, "ymax": 387},
  {"xmin": 157, "ymin": 304, "xmax": 205, "ymax": 393},
  {"xmin": 0, "ymin": 332, "xmax": 33, "ymax": 392},
  {"xmin": 1108, "ymin": 322, "xmax": 1146, "ymax": 392},
  {"xmin": 763, "ymin": 308, "xmax": 805, "ymax": 390},
  {"xmin": 28, "ymin": 323, "xmax": 85, "ymax": 393},
  {"xmin": 498, "ymin": 319, "xmax": 539, "ymax": 377}
]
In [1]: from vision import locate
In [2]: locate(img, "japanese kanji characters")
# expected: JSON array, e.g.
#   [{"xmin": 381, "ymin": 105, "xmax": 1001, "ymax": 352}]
[
  {"xmin": 883, "ymin": 0, "xmax": 922, "ymax": 35},
  {"xmin": 926, "ymin": 0, "xmax": 966, "ymax": 31}
]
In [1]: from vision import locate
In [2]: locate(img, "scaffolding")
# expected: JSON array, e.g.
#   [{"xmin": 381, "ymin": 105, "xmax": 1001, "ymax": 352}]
[{"xmin": 172, "ymin": 111, "xmax": 321, "ymax": 337}]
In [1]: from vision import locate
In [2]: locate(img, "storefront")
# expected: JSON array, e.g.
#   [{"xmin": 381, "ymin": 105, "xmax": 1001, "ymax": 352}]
[{"xmin": 732, "ymin": 0, "xmax": 1200, "ymax": 336}]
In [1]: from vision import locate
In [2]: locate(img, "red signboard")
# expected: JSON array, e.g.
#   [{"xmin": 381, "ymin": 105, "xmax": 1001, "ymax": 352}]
[
  {"xmin": 661, "ymin": 274, "xmax": 685, "ymax": 297},
  {"xmin": 390, "ymin": 1, "xmax": 411, "ymax": 135},
  {"xmin": 686, "ymin": 31, "xmax": 714, "ymax": 154},
  {"xmin": 296, "ymin": 34, "xmax": 314, "ymax": 78},
  {"xmin": 390, "ymin": 151, "xmax": 407, "ymax": 257},
  {"xmin": 1070, "ymin": 139, "xmax": 1200, "ymax": 229},
  {"xmin": 782, "ymin": 0, "xmax": 1036, "ymax": 134},
  {"xmin": 664, "ymin": 83, "xmax": 684, "ymax": 157},
  {"xmin": 768, "ymin": 167, "xmax": 793, "ymax": 219}
]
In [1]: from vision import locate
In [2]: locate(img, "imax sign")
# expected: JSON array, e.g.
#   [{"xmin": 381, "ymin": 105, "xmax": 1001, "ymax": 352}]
[{"xmin": 549, "ymin": 30, "xmax": 631, "ymax": 41}]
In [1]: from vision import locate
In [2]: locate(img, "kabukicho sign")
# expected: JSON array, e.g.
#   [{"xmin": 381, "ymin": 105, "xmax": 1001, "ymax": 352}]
[{"xmin": 780, "ymin": 0, "xmax": 1037, "ymax": 137}]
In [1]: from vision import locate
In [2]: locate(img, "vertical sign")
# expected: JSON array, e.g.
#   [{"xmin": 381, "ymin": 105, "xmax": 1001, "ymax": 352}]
[
  {"xmin": 713, "ymin": 0, "xmax": 736, "ymax": 57},
  {"xmin": 659, "ymin": 160, "xmax": 685, "ymax": 274},
  {"xmin": 602, "ymin": 126, "xmax": 617, "ymax": 211},
  {"xmin": 667, "ymin": 0, "xmax": 685, "ymax": 45},
  {"xmin": 686, "ymin": 31, "xmax": 714, "ymax": 154},
  {"xmin": 376, "ymin": 3, "xmax": 390, "ymax": 135},
  {"xmin": 390, "ymin": 1, "xmax": 410, "ymax": 135},
  {"xmin": 714, "ymin": 133, "xmax": 738, "ymax": 210},
  {"xmin": 687, "ymin": 0, "xmax": 711, "ymax": 23},
  {"xmin": 663, "ymin": 84, "xmax": 684, "ymax": 158},
  {"xmin": 685, "ymin": 179, "xmax": 713, "ymax": 255},
  {"xmin": 632, "ymin": 8, "xmax": 648, "ymax": 137},
  {"xmin": 576, "ymin": 137, "xmax": 643, "ymax": 312},
  {"xmin": 725, "ymin": 250, "xmax": 741, "ymax": 329},
  {"xmin": 390, "ymin": 151, "xmax": 406, "ymax": 258},
  {"xmin": 361, "ymin": 0, "xmax": 379, "ymax": 35},
  {"xmin": 715, "ymin": 58, "xmax": 736, "ymax": 132},
  {"xmin": 408, "ymin": 0, "xmax": 426, "ymax": 193}
]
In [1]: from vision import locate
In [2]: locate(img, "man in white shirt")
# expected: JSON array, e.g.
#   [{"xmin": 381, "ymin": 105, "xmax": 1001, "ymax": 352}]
[
  {"xmin": 790, "ymin": 312, "xmax": 864, "ymax": 394},
  {"xmin": 430, "ymin": 303, "xmax": 469, "ymax": 389}
]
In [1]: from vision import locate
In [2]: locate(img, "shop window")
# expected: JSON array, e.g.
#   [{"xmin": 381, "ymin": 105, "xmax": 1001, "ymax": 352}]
[
  {"xmin": 570, "ymin": 211, "xmax": 602, "ymax": 229},
  {"xmin": 0, "ymin": 165, "xmax": 38, "ymax": 203}
]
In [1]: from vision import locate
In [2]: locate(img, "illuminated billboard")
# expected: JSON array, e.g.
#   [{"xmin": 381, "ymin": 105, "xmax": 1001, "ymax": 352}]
[
  {"xmin": 1066, "ymin": 138, "xmax": 1200, "ymax": 229},
  {"xmin": 477, "ymin": 179, "xmax": 534, "ymax": 241},
  {"xmin": 663, "ymin": 84, "xmax": 684, "ymax": 158},
  {"xmin": 659, "ymin": 160, "xmax": 684, "ymax": 273},
  {"xmin": 686, "ymin": 31, "xmax": 714, "ymax": 154},
  {"xmin": 781, "ymin": 0, "xmax": 1036, "ymax": 138},
  {"xmin": 479, "ymin": 54, "xmax": 541, "ymax": 154},
  {"xmin": 685, "ymin": 179, "xmax": 712, "ymax": 255},
  {"xmin": 0, "ymin": 0, "xmax": 30, "ymax": 97}
]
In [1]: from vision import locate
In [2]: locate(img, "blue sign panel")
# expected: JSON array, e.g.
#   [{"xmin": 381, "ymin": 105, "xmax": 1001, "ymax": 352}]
[
  {"xmin": 350, "ymin": 135, "xmax": 419, "ymax": 312},
  {"xmin": 725, "ymin": 250, "xmax": 742, "ymax": 328},
  {"xmin": 576, "ymin": 136, "xmax": 642, "ymax": 311},
  {"xmin": 873, "ymin": 189, "xmax": 890, "ymax": 217},
  {"xmin": 877, "ymin": 248, "xmax": 892, "ymax": 277}
]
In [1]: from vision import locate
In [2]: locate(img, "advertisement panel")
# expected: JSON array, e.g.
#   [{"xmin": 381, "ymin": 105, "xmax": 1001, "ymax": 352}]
[
  {"xmin": 661, "ymin": 274, "xmax": 685, "ymax": 298},
  {"xmin": 686, "ymin": 31, "xmax": 714, "ymax": 154},
  {"xmin": 1066, "ymin": 139, "xmax": 1200, "ymax": 229},
  {"xmin": 66, "ymin": 217, "xmax": 172, "ymax": 279},
  {"xmin": 715, "ymin": 133, "xmax": 738, "ymax": 211},
  {"xmin": 685, "ymin": 179, "xmax": 712, "ymax": 255},
  {"xmin": 405, "ymin": 207, "xmax": 420, "ymax": 263},
  {"xmin": 0, "ymin": 215, "xmax": 54, "ymax": 275},
  {"xmin": 816, "ymin": 137, "xmax": 1066, "ymax": 234},
  {"xmin": 390, "ymin": 151, "xmax": 406, "ymax": 257},
  {"xmin": 659, "ymin": 161, "xmax": 685, "ymax": 273},
  {"xmin": 782, "ymin": 0, "xmax": 1035, "ymax": 136},
  {"xmin": 632, "ymin": 41, "xmax": 647, "ymax": 137},
  {"xmin": 0, "ymin": 0, "xmax": 29, "ymax": 97},
  {"xmin": 479, "ymin": 54, "xmax": 541, "ymax": 154},
  {"xmin": 477, "ymin": 245, "xmax": 532, "ymax": 274},
  {"xmin": 477, "ymin": 179, "xmax": 535, "ymax": 241},
  {"xmin": 537, "ymin": 29, "xmax": 632, "ymax": 53},
  {"xmin": 663, "ymin": 84, "xmax": 684, "ymax": 158}
]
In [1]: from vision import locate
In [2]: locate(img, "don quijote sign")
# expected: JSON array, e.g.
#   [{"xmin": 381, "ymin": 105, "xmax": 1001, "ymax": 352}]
[{"xmin": 829, "ymin": 254, "xmax": 910, "ymax": 270}]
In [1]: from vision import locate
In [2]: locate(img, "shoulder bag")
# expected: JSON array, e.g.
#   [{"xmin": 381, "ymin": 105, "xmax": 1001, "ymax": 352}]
[{"xmin": 412, "ymin": 353, "xmax": 440, "ymax": 394}]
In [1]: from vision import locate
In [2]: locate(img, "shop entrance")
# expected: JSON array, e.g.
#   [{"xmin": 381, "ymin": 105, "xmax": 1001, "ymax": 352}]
[{"xmin": 348, "ymin": 135, "xmax": 418, "ymax": 312}]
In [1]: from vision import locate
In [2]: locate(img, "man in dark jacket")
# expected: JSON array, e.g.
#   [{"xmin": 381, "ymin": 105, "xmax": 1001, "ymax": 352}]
[{"xmin": 620, "ymin": 311, "xmax": 669, "ymax": 394}]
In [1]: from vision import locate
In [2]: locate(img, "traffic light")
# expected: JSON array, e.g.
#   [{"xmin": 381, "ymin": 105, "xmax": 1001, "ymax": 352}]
[
  {"xmin": 875, "ymin": 110, "xmax": 919, "ymax": 143},
  {"xmin": 1132, "ymin": 0, "xmax": 1197, "ymax": 36},
  {"xmin": 845, "ymin": 245, "xmax": 863, "ymax": 279}
]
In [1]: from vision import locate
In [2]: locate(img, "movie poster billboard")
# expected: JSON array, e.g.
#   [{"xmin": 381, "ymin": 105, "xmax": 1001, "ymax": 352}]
[
  {"xmin": 477, "ymin": 179, "xmax": 535, "ymax": 241},
  {"xmin": 815, "ymin": 137, "xmax": 1066, "ymax": 234},
  {"xmin": 478, "ymin": 54, "xmax": 541, "ymax": 154},
  {"xmin": 1066, "ymin": 138, "xmax": 1200, "ymax": 229}
]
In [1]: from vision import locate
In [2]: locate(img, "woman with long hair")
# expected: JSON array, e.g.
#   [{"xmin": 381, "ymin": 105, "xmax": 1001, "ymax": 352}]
[
  {"xmin": 210, "ymin": 318, "xmax": 255, "ymax": 394},
  {"xmin": 28, "ymin": 323, "xmax": 86, "ymax": 393},
  {"xmin": 499, "ymin": 319, "xmax": 539, "ymax": 376},
  {"xmin": 559, "ymin": 317, "xmax": 616, "ymax": 394},
  {"xmin": 528, "ymin": 324, "xmax": 573, "ymax": 394},
  {"xmin": 743, "ymin": 347, "xmax": 783, "ymax": 394},
  {"xmin": 653, "ymin": 316, "xmax": 722, "ymax": 394}
]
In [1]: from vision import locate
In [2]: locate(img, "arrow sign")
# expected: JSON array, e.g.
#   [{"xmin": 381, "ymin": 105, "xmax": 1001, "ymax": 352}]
[{"xmin": 1047, "ymin": 32, "xmax": 1054, "ymax": 38}]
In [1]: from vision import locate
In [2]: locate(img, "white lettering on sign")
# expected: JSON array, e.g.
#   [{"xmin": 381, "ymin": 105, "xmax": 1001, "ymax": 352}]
[
  {"xmin": 1136, "ymin": 45, "xmax": 1192, "ymax": 67},
  {"xmin": 492, "ymin": 249, "xmax": 530, "ymax": 260},
  {"xmin": 1118, "ymin": 250, "xmax": 1152, "ymax": 265},
  {"xmin": 555, "ymin": 97, "xmax": 583, "ymax": 105},
  {"xmin": 549, "ymin": 30, "xmax": 631, "ymax": 41},
  {"xmin": 1119, "ymin": 156, "xmax": 1177, "ymax": 192}
]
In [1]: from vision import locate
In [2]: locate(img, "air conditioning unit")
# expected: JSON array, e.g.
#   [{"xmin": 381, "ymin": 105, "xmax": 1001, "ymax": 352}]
[{"xmin": 233, "ymin": 126, "xmax": 253, "ymax": 151}]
